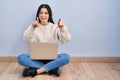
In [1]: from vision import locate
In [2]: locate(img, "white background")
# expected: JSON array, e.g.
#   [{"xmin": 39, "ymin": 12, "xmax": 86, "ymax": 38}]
[{"xmin": 0, "ymin": 0, "xmax": 120, "ymax": 57}]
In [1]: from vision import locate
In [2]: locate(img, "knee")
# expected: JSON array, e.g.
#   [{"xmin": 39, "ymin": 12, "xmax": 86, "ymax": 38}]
[
  {"xmin": 17, "ymin": 53, "xmax": 28, "ymax": 65},
  {"xmin": 59, "ymin": 53, "xmax": 70, "ymax": 65},
  {"xmin": 63, "ymin": 53, "xmax": 70, "ymax": 64}
]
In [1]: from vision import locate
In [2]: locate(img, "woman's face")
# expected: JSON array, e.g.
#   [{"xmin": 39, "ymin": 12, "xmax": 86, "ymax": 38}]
[{"xmin": 39, "ymin": 8, "xmax": 49, "ymax": 25}]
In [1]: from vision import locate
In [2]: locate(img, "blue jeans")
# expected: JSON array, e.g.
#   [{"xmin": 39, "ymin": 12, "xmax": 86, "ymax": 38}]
[{"xmin": 17, "ymin": 53, "xmax": 70, "ymax": 72}]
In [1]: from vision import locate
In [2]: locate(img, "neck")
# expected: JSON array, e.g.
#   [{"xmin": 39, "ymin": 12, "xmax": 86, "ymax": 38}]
[{"xmin": 40, "ymin": 22, "xmax": 49, "ymax": 26}]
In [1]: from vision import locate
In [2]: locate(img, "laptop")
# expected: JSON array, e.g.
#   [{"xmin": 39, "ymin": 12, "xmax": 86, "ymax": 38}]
[{"xmin": 29, "ymin": 42, "xmax": 58, "ymax": 60}]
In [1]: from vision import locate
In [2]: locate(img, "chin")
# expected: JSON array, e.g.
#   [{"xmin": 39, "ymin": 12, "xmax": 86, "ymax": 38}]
[{"xmin": 41, "ymin": 20, "xmax": 46, "ymax": 23}]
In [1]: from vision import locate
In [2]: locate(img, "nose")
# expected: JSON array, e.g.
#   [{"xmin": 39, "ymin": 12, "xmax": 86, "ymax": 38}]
[{"xmin": 41, "ymin": 13, "xmax": 46, "ymax": 16}]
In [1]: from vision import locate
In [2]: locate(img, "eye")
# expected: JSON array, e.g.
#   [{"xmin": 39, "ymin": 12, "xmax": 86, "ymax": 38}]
[
  {"xmin": 45, "ymin": 12, "xmax": 48, "ymax": 15},
  {"xmin": 39, "ymin": 12, "xmax": 43, "ymax": 14}
]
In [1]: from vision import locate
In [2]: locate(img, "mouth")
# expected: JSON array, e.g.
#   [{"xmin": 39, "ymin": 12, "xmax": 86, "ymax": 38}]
[{"xmin": 41, "ymin": 17, "xmax": 47, "ymax": 21}]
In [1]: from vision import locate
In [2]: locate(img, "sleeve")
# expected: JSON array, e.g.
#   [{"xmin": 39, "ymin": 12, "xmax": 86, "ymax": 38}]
[
  {"xmin": 23, "ymin": 25, "xmax": 34, "ymax": 42},
  {"xmin": 57, "ymin": 25, "xmax": 71, "ymax": 44}
]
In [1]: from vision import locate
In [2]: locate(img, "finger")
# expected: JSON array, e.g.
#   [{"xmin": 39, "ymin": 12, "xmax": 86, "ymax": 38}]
[
  {"xmin": 36, "ymin": 17, "xmax": 39, "ymax": 23},
  {"xmin": 58, "ymin": 18, "xmax": 61, "ymax": 25}
]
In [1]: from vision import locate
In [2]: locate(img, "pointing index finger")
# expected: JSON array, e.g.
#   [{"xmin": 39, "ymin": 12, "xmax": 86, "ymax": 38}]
[
  {"xmin": 37, "ymin": 17, "xmax": 39, "ymax": 23},
  {"xmin": 59, "ymin": 18, "xmax": 61, "ymax": 22},
  {"xmin": 58, "ymin": 18, "xmax": 61, "ymax": 25}
]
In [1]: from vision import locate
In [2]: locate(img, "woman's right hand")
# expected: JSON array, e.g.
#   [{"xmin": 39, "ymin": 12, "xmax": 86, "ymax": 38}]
[{"xmin": 32, "ymin": 17, "xmax": 39, "ymax": 28}]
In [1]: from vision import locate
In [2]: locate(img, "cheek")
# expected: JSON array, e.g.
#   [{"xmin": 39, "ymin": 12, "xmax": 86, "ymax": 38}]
[
  {"xmin": 47, "ymin": 15, "xmax": 49, "ymax": 19},
  {"xmin": 38, "ymin": 16, "xmax": 41, "ymax": 21},
  {"xmin": 39, "ymin": 15, "xmax": 42, "ymax": 18}
]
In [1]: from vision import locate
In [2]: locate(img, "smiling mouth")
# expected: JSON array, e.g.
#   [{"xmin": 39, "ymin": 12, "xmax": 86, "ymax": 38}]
[{"xmin": 41, "ymin": 17, "xmax": 47, "ymax": 20}]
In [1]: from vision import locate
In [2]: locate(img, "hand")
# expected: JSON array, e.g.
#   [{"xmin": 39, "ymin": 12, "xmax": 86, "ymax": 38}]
[
  {"xmin": 32, "ymin": 17, "xmax": 39, "ymax": 28},
  {"xmin": 58, "ymin": 19, "xmax": 64, "ymax": 28}
]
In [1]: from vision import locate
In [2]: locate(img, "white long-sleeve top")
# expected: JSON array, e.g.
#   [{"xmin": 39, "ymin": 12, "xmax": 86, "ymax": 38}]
[{"xmin": 23, "ymin": 22, "xmax": 71, "ymax": 44}]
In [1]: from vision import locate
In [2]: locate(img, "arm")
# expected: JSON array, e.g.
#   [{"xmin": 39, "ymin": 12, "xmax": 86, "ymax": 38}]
[
  {"xmin": 56, "ymin": 19, "xmax": 71, "ymax": 43},
  {"xmin": 23, "ymin": 25, "xmax": 34, "ymax": 42},
  {"xmin": 23, "ymin": 18, "xmax": 39, "ymax": 42},
  {"xmin": 57, "ymin": 26, "xmax": 71, "ymax": 44}
]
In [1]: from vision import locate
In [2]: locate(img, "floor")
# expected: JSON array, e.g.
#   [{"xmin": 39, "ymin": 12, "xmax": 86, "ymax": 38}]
[{"xmin": 0, "ymin": 61, "xmax": 120, "ymax": 80}]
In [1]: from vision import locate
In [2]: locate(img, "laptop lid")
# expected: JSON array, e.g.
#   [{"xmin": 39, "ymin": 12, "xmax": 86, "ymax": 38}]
[{"xmin": 29, "ymin": 42, "xmax": 58, "ymax": 60}]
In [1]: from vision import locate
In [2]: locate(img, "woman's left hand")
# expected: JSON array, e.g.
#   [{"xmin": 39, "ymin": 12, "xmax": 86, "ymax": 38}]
[{"xmin": 58, "ymin": 19, "xmax": 64, "ymax": 28}]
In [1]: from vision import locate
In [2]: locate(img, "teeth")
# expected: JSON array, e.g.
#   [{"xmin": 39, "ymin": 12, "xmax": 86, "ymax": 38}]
[{"xmin": 41, "ymin": 18, "xmax": 45, "ymax": 20}]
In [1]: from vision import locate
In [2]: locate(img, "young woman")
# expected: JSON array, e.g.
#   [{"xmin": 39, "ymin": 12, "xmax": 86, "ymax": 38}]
[{"xmin": 18, "ymin": 4, "xmax": 71, "ymax": 77}]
